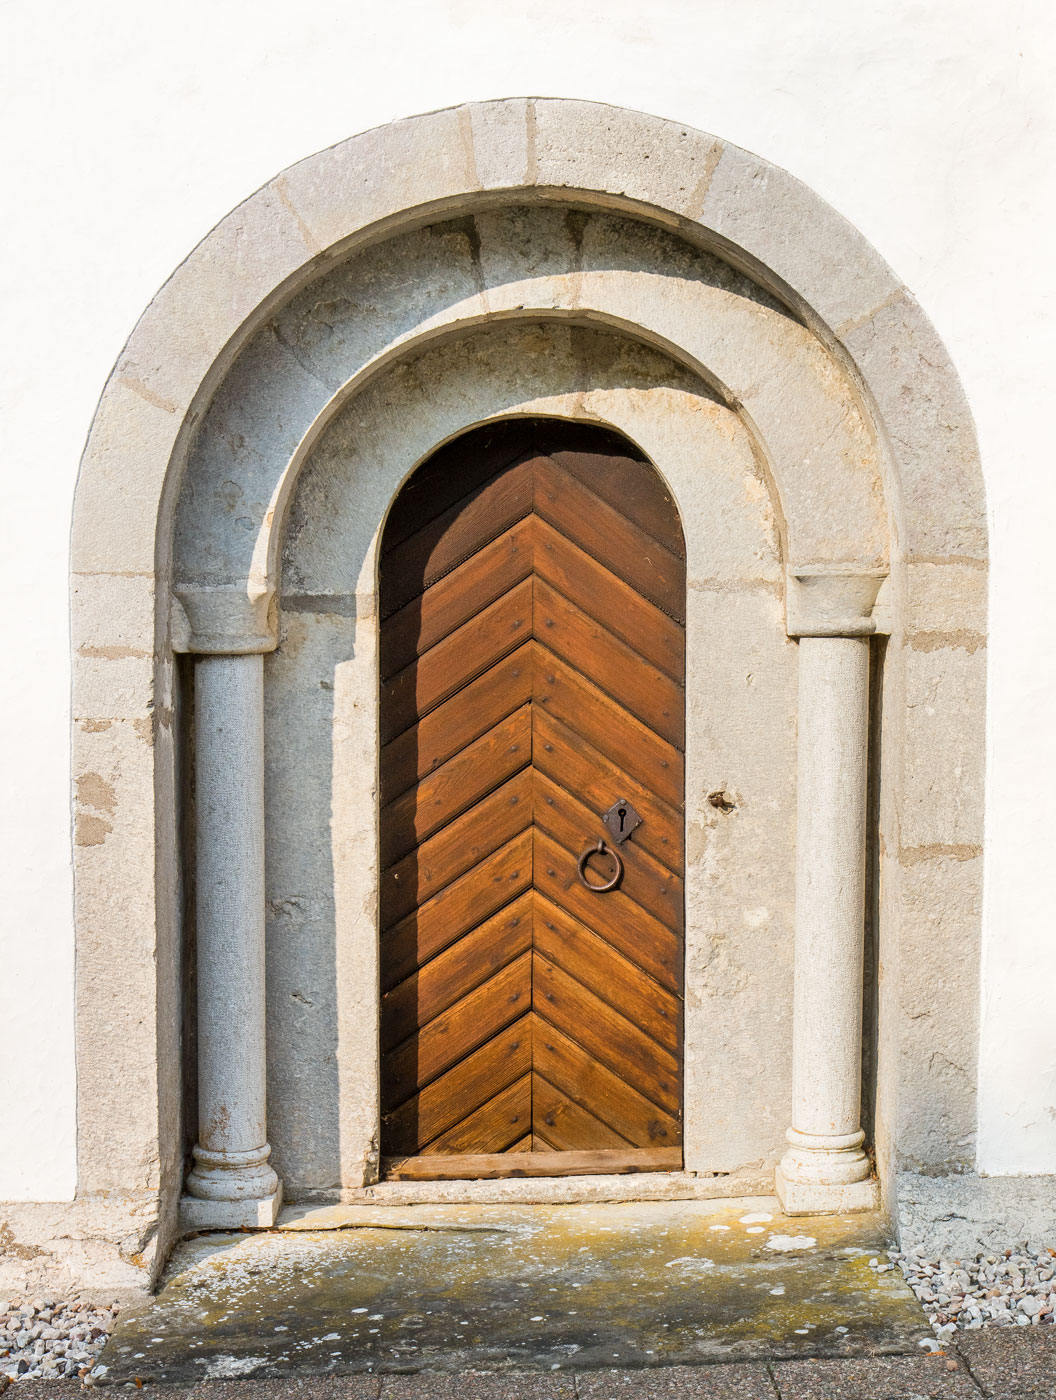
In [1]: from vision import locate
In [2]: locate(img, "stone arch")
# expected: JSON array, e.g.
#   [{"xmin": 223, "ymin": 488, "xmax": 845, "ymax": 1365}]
[{"xmin": 70, "ymin": 101, "xmax": 985, "ymax": 1273}]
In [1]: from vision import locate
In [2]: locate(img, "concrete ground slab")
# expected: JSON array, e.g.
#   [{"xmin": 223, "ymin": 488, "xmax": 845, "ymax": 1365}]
[
  {"xmin": 770, "ymin": 1353, "xmax": 980, "ymax": 1398},
  {"xmin": 574, "ymin": 1363, "xmax": 778, "ymax": 1397},
  {"xmin": 91, "ymin": 1199, "xmax": 931, "ymax": 1386},
  {"xmin": 955, "ymin": 1328, "xmax": 1056, "ymax": 1398}
]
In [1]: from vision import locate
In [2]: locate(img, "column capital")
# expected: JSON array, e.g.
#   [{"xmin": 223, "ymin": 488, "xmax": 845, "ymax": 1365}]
[
  {"xmin": 785, "ymin": 565, "xmax": 888, "ymax": 638},
  {"xmin": 172, "ymin": 586, "xmax": 278, "ymax": 654}
]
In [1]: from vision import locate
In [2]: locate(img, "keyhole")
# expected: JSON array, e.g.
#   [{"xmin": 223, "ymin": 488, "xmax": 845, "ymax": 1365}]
[{"xmin": 618, "ymin": 806, "xmax": 627, "ymax": 832}]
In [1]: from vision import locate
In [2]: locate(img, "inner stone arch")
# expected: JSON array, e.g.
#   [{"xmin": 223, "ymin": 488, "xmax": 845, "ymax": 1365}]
[{"xmin": 262, "ymin": 316, "xmax": 796, "ymax": 1197}]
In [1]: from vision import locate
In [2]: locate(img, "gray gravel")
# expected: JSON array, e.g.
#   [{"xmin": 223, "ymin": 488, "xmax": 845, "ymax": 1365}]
[
  {"xmin": 887, "ymin": 1243, "xmax": 1056, "ymax": 1339},
  {"xmin": 0, "ymin": 1297, "xmax": 120, "ymax": 1383}
]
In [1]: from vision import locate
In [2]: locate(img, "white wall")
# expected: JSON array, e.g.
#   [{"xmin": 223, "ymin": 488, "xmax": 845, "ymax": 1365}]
[{"xmin": 1, "ymin": 0, "xmax": 1053, "ymax": 1198}]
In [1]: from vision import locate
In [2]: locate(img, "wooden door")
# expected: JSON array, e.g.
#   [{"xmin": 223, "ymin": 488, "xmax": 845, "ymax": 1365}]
[{"xmin": 378, "ymin": 419, "xmax": 685, "ymax": 1179}]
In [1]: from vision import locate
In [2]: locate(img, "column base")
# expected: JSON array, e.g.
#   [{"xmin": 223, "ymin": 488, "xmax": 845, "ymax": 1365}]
[
  {"xmin": 775, "ymin": 1165, "xmax": 878, "ymax": 1215},
  {"xmin": 180, "ymin": 1182, "xmax": 283, "ymax": 1232}
]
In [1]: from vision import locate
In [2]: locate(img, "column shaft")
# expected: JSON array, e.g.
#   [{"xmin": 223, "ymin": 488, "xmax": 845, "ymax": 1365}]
[
  {"xmin": 185, "ymin": 653, "xmax": 280, "ymax": 1221},
  {"xmin": 777, "ymin": 634, "xmax": 877, "ymax": 1212}
]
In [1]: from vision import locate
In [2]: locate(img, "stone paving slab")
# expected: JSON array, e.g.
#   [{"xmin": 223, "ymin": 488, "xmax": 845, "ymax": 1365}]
[
  {"xmin": 4, "ymin": 1336, "xmax": 1056, "ymax": 1397},
  {"xmin": 92, "ymin": 1201, "xmax": 929, "ymax": 1386},
  {"xmin": 574, "ymin": 1363, "xmax": 778, "ymax": 1397},
  {"xmin": 377, "ymin": 1374, "xmax": 578, "ymax": 1399},
  {"xmin": 770, "ymin": 1352, "xmax": 981, "ymax": 1398},
  {"xmin": 956, "ymin": 1329, "xmax": 1056, "ymax": 1398}
]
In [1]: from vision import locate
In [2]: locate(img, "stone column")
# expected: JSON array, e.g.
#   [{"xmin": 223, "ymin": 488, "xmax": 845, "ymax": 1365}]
[
  {"xmin": 177, "ymin": 586, "xmax": 283, "ymax": 1229},
  {"xmin": 776, "ymin": 567, "xmax": 886, "ymax": 1215}
]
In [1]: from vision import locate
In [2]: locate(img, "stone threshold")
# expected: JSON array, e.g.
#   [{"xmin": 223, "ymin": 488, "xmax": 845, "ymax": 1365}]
[
  {"xmin": 275, "ymin": 1170, "xmax": 774, "ymax": 1217},
  {"xmin": 94, "ymin": 1198, "xmax": 932, "ymax": 1387}
]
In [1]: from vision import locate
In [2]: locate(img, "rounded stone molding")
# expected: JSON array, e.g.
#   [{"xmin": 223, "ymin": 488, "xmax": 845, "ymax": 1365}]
[
  {"xmin": 170, "ymin": 206, "xmax": 889, "ymax": 652},
  {"xmin": 69, "ymin": 100, "xmax": 987, "ymax": 1267}
]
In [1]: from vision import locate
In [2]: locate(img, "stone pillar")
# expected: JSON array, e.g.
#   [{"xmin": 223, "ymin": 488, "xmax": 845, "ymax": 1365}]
[
  {"xmin": 181, "ymin": 644, "xmax": 282, "ymax": 1229},
  {"xmin": 776, "ymin": 567, "xmax": 886, "ymax": 1215}
]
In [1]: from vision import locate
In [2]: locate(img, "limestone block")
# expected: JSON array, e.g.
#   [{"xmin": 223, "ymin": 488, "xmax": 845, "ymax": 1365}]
[
  {"xmin": 72, "ymin": 569, "xmax": 157, "ymax": 656},
  {"xmin": 73, "ymin": 652, "xmax": 156, "ymax": 722},
  {"xmin": 682, "ymin": 590, "xmax": 797, "ymax": 1173},
  {"xmin": 531, "ymin": 99, "xmax": 724, "ymax": 224},
  {"xmin": 697, "ymin": 142, "xmax": 902, "ymax": 334},
  {"xmin": 775, "ymin": 1171, "xmax": 880, "ymax": 1216},
  {"xmin": 900, "ymin": 641, "xmax": 986, "ymax": 850},
  {"xmin": 264, "ymin": 611, "xmax": 359, "ymax": 1191},
  {"xmin": 904, "ymin": 558, "xmax": 988, "ymax": 638},
  {"xmin": 897, "ymin": 1171, "xmax": 1056, "ymax": 1256},
  {"xmin": 174, "ymin": 327, "xmax": 337, "ymax": 592},
  {"xmin": 273, "ymin": 222, "xmax": 484, "ymax": 393},
  {"xmin": 0, "ymin": 1195, "xmax": 169, "ymax": 1302},
  {"xmin": 895, "ymin": 851, "xmax": 983, "ymax": 1170},
  {"xmin": 274, "ymin": 106, "xmax": 479, "ymax": 256},
  {"xmin": 474, "ymin": 204, "xmax": 581, "ymax": 312},
  {"xmin": 114, "ymin": 183, "xmax": 318, "ymax": 413},
  {"xmin": 179, "ymin": 1186, "xmax": 282, "ymax": 1233},
  {"xmin": 72, "ymin": 377, "xmax": 180, "ymax": 574},
  {"xmin": 73, "ymin": 719, "xmax": 166, "ymax": 1194},
  {"xmin": 842, "ymin": 289, "xmax": 986, "ymax": 561},
  {"xmin": 468, "ymin": 97, "xmax": 531, "ymax": 191}
]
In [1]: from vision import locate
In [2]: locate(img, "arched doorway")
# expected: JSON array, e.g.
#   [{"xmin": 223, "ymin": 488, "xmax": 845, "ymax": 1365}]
[
  {"xmin": 68, "ymin": 102, "xmax": 987, "ymax": 1276},
  {"xmin": 377, "ymin": 419, "xmax": 686, "ymax": 1178}
]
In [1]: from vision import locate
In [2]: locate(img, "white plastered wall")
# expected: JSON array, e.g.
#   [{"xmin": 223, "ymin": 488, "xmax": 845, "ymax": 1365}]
[{"xmin": 0, "ymin": 0, "xmax": 1053, "ymax": 1199}]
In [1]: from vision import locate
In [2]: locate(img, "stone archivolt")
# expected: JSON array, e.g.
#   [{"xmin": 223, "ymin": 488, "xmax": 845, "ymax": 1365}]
[{"xmin": 64, "ymin": 100, "xmax": 986, "ymax": 1293}]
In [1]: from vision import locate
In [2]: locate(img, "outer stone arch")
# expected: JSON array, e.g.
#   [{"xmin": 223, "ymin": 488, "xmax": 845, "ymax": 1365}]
[{"xmin": 70, "ymin": 99, "xmax": 986, "ymax": 1285}]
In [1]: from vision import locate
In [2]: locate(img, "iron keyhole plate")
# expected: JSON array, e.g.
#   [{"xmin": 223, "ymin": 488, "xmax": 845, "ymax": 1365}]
[{"xmin": 602, "ymin": 798, "xmax": 642, "ymax": 845}]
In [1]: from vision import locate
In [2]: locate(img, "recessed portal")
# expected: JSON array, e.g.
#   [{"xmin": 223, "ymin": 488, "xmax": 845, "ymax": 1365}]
[{"xmin": 377, "ymin": 419, "xmax": 687, "ymax": 1179}]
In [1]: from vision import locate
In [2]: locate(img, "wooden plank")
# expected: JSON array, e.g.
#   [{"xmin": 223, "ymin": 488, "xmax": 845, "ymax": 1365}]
[
  {"xmin": 533, "ymin": 955, "xmax": 681, "ymax": 1114},
  {"xmin": 381, "ymin": 891, "xmax": 533, "ymax": 1049},
  {"xmin": 534, "ymin": 832, "xmax": 682, "ymax": 994},
  {"xmin": 377, "ymin": 422, "xmax": 687, "ymax": 1174},
  {"xmin": 381, "ymin": 517, "xmax": 535, "ymax": 680},
  {"xmin": 381, "ymin": 457, "xmax": 534, "ymax": 615},
  {"xmin": 422, "ymin": 1074, "xmax": 531, "ymax": 1155},
  {"xmin": 380, "ymin": 422, "xmax": 537, "ymax": 555},
  {"xmin": 547, "ymin": 446, "xmax": 684, "ymax": 558},
  {"xmin": 532, "ymin": 646, "xmax": 683, "ymax": 810},
  {"xmin": 532, "ymin": 1016, "xmax": 682, "ymax": 1149},
  {"xmin": 381, "ymin": 771, "xmax": 531, "ymax": 926},
  {"xmin": 532, "ymin": 1072, "xmax": 631, "ymax": 1151},
  {"xmin": 382, "ymin": 952, "xmax": 532, "ymax": 1107},
  {"xmin": 382, "ymin": 830, "xmax": 533, "ymax": 990},
  {"xmin": 382, "ymin": 1018, "xmax": 530, "ymax": 1154},
  {"xmin": 534, "ymin": 894, "xmax": 681, "ymax": 1054},
  {"xmin": 534, "ymin": 578, "xmax": 684, "ymax": 748},
  {"xmin": 380, "ymin": 706, "xmax": 531, "ymax": 868},
  {"xmin": 533, "ymin": 518, "xmax": 684, "ymax": 682},
  {"xmin": 383, "ymin": 1147, "xmax": 683, "ymax": 1180},
  {"xmin": 381, "ymin": 579, "xmax": 532, "ymax": 741},
  {"xmin": 380, "ymin": 648, "xmax": 531, "ymax": 804},
  {"xmin": 533, "ymin": 773, "xmax": 683, "ymax": 930},
  {"xmin": 533, "ymin": 456, "xmax": 685, "ymax": 622},
  {"xmin": 534, "ymin": 710, "xmax": 683, "ymax": 873}
]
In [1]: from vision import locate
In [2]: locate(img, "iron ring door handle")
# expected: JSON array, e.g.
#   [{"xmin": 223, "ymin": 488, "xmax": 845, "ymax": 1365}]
[{"xmin": 577, "ymin": 839, "xmax": 623, "ymax": 892}]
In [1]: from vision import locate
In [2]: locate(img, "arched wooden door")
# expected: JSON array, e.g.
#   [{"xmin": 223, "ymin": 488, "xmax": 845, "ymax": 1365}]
[{"xmin": 378, "ymin": 419, "xmax": 685, "ymax": 1179}]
